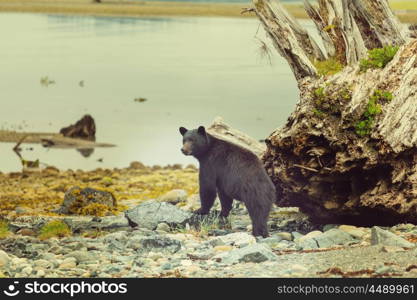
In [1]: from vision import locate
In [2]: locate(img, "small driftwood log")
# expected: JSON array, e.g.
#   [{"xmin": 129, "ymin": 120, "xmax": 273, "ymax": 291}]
[
  {"xmin": 59, "ymin": 114, "xmax": 96, "ymax": 141},
  {"xmin": 207, "ymin": 117, "xmax": 266, "ymax": 157}
]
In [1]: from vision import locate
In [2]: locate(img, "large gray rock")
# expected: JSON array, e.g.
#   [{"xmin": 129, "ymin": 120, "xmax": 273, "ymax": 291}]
[
  {"xmin": 294, "ymin": 231, "xmax": 321, "ymax": 250},
  {"xmin": 314, "ymin": 228, "xmax": 356, "ymax": 248},
  {"xmin": 65, "ymin": 251, "xmax": 95, "ymax": 264},
  {"xmin": 295, "ymin": 228, "xmax": 356, "ymax": 249},
  {"xmin": 291, "ymin": 232, "xmax": 304, "ymax": 240},
  {"xmin": 58, "ymin": 186, "xmax": 116, "ymax": 215},
  {"xmin": 63, "ymin": 216, "xmax": 129, "ymax": 232},
  {"xmin": 209, "ymin": 232, "xmax": 256, "ymax": 248},
  {"xmin": 125, "ymin": 200, "xmax": 192, "ymax": 230},
  {"xmin": 213, "ymin": 244, "xmax": 278, "ymax": 265},
  {"xmin": 296, "ymin": 238, "xmax": 318, "ymax": 250},
  {"xmin": 338, "ymin": 225, "xmax": 367, "ymax": 239},
  {"xmin": 258, "ymin": 237, "xmax": 283, "ymax": 248},
  {"xmin": 187, "ymin": 249, "xmax": 215, "ymax": 260},
  {"xmin": 371, "ymin": 226, "xmax": 414, "ymax": 248},
  {"xmin": 275, "ymin": 232, "xmax": 292, "ymax": 241},
  {"xmin": 139, "ymin": 236, "xmax": 182, "ymax": 254},
  {"xmin": 93, "ymin": 216, "xmax": 130, "ymax": 229}
]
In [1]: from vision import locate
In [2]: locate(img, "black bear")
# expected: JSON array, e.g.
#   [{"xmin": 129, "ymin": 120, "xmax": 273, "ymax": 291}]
[{"xmin": 179, "ymin": 126, "xmax": 275, "ymax": 237}]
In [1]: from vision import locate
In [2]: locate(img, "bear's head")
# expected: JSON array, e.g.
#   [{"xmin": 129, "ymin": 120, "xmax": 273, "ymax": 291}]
[{"xmin": 179, "ymin": 126, "xmax": 210, "ymax": 157}]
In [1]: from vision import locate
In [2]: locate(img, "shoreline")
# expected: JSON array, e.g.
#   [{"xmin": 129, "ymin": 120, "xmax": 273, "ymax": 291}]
[
  {"xmin": 0, "ymin": 0, "xmax": 415, "ymax": 22},
  {"xmin": 0, "ymin": 162, "xmax": 199, "ymax": 218},
  {"xmin": 0, "ymin": 0, "xmax": 262, "ymax": 18}
]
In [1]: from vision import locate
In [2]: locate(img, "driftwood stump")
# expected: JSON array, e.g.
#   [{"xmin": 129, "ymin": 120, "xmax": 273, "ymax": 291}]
[
  {"xmin": 60, "ymin": 114, "xmax": 96, "ymax": 141},
  {"xmin": 250, "ymin": 0, "xmax": 417, "ymax": 225}
]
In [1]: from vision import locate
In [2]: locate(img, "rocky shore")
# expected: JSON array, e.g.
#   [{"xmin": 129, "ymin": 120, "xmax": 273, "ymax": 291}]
[{"xmin": 0, "ymin": 164, "xmax": 417, "ymax": 278}]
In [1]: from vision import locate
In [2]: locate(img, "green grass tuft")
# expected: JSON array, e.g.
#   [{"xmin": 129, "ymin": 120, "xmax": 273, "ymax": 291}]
[
  {"xmin": 313, "ymin": 57, "xmax": 344, "ymax": 76},
  {"xmin": 38, "ymin": 220, "xmax": 71, "ymax": 240},
  {"xmin": 355, "ymin": 90, "xmax": 393, "ymax": 136},
  {"xmin": 359, "ymin": 45, "xmax": 399, "ymax": 72},
  {"xmin": 312, "ymin": 108, "xmax": 325, "ymax": 117},
  {"xmin": 0, "ymin": 220, "xmax": 9, "ymax": 239},
  {"xmin": 311, "ymin": 84, "xmax": 352, "ymax": 117}
]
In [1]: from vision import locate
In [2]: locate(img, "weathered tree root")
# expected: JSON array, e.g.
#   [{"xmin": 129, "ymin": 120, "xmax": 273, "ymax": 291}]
[
  {"xmin": 263, "ymin": 40, "xmax": 417, "ymax": 225},
  {"xmin": 252, "ymin": 0, "xmax": 417, "ymax": 225}
]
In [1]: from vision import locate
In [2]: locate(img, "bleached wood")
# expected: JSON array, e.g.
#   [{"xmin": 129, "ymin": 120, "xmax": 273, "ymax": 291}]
[
  {"xmin": 254, "ymin": 0, "xmax": 410, "ymax": 81},
  {"xmin": 253, "ymin": 0, "xmax": 324, "ymax": 80},
  {"xmin": 207, "ymin": 117, "xmax": 266, "ymax": 157},
  {"xmin": 251, "ymin": 0, "xmax": 417, "ymax": 224},
  {"xmin": 304, "ymin": 0, "xmax": 368, "ymax": 65}
]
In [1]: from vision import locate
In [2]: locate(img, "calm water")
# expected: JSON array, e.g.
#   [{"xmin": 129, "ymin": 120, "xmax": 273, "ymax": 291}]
[
  {"xmin": 0, "ymin": 13, "xmax": 317, "ymax": 172},
  {"xmin": 131, "ymin": 0, "xmax": 303, "ymax": 2}
]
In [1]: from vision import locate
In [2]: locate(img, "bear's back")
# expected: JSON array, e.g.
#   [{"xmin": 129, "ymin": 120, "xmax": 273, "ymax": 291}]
[
  {"xmin": 205, "ymin": 134, "xmax": 275, "ymax": 204},
  {"xmin": 206, "ymin": 134, "xmax": 266, "ymax": 172}
]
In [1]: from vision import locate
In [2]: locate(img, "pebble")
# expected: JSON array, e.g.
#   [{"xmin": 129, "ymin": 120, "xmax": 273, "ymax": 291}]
[
  {"xmin": 212, "ymin": 245, "xmax": 232, "ymax": 253},
  {"xmin": 258, "ymin": 236, "xmax": 283, "ymax": 247},
  {"xmin": 371, "ymin": 226, "xmax": 414, "ymax": 248},
  {"xmin": 0, "ymin": 250, "xmax": 10, "ymax": 267},
  {"xmin": 148, "ymin": 252, "xmax": 164, "ymax": 261},
  {"xmin": 214, "ymin": 244, "xmax": 278, "ymax": 265},
  {"xmin": 180, "ymin": 260, "xmax": 193, "ymax": 267},
  {"xmin": 375, "ymin": 265, "xmax": 394, "ymax": 275},
  {"xmin": 160, "ymin": 263, "xmax": 173, "ymax": 270},
  {"xmin": 34, "ymin": 259, "xmax": 52, "ymax": 269},
  {"xmin": 156, "ymin": 223, "xmax": 171, "ymax": 232},
  {"xmin": 157, "ymin": 189, "xmax": 187, "ymax": 204},
  {"xmin": 338, "ymin": 225, "xmax": 367, "ymax": 239},
  {"xmin": 184, "ymin": 265, "xmax": 200, "ymax": 274},
  {"xmin": 210, "ymin": 232, "xmax": 256, "ymax": 248},
  {"xmin": 22, "ymin": 266, "xmax": 33, "ymax": 275},
  {"xmin": 381, "ymin": 245, "xmax": 406, "ymax": 253},
  {"xmin": 290, "ymin": 264, "xmax": 308, "ymax": 273},
  {"xmin": 314, "ymin": 229, "xmax": 356, "ymax": 248},
  {"xmin": 17, "ymin": 228, "xmax": 36, "ymax": 236},
  {"xmin": 299, "ymin": 230, "xmax": 323, "ymax": 241},
  {"xmin": 59, "ymin": 257, "xmax": 77, "ymax": 269},
  {"xmin": 59, "ymin": 262, "xmax": 76, "ymax": 269},
  {"xmin": 275, "ymin": 232, "xmax": 292, "ymax": 241},
  {"xmin": 292, "ymin": 232, "xmax": 304, "ymax": 240},
  {"xmin": 66, "ymin": 251, "xmax": 94, "ymax": 263}
]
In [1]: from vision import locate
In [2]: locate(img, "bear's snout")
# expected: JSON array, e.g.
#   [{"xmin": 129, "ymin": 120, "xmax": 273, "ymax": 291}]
[
  {"xmin": 181, "ymin": 141, "xmax": 193, "ymax": 155},
  {"xmin": 181, "ymin": 147, "xmax": 192, "ymax": 155}
]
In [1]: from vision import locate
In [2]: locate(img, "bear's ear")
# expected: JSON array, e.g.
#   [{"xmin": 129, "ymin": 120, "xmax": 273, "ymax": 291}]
[
  {"xmin": 198, "ymin": 126, "xmax": 206, "ymax": 135},
  {"xmin": 179, "ymin": 127, "xmax": 188, "ymax": 136}
]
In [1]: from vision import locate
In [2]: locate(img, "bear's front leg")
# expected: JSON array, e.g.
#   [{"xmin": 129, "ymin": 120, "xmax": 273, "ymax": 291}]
[
  {"xmin": 195, "ymin": 168, "xmax": 216, "ymax": 215},
  {"xmin": 218, "ymin": 189, "xmax": 233, "ymax": 217}
]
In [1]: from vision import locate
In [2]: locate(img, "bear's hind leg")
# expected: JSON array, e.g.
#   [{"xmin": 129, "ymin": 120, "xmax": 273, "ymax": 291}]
[
  {"xmin": 244, "ymin": 199, "xmax": 271, "ymax": 238},
  {"xmin": 218, "ymin": 189, "xmax": 233, "ymax": 217}
]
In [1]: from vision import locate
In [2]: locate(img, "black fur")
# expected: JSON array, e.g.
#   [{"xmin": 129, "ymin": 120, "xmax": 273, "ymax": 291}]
[{"xmin": 179, "ymin": 126, "xmax": 275, "ymax": 237}]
